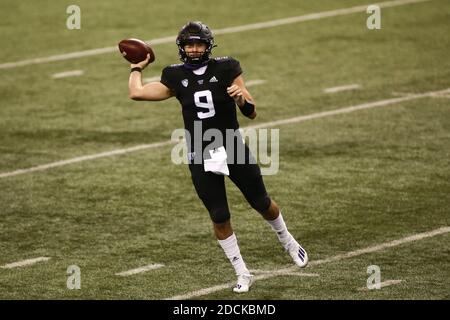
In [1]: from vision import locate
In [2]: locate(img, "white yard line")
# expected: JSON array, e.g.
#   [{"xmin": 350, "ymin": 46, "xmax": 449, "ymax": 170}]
[
  {"xmin": 308, "ymin": 227, "xmax": 450, "ymax": 266},
  {"xmin": 246, "ymin": 79, "xmax": 267, "ymax": 87},
  {"xmin": 1, "ymin": 257, "xmax": 51, "ymax": 269},
  {"xmin": 429, "ymin": 92, "xmax": 450, "ymax": 98},
  {"xmin": 115, "ymin": 263, "xmax": 165, "ymax": 276},
  {"xmin": 165, "ymin": 226, "xmax": 449, "ymax": 300},
  {"xmin": 1, "ymin": 87, "xmax": 449, "ymax": 179},
  {"xmin": 143, "ymin": 76, "xmax": 161, "ymax": 83},
  {"xmin": 279, "ymin": 272, "xmax": 320, "ymax": 277},
  {"xmin": 51, "ymin": 70, "xmax": 84, "ymax": 79},
  {"xmin": 0, "ymin": 140, "xmax": 174, "ymax": 179},
  {"xmin": 251, "ymin": 269, "xmax": 320, "ymax": 277},
  {"xmin": 391, "ymin": 91, "xmax": 417, "ymax": 97},
  {"xmin": 324, "ymin": 84, "xmax": 361, "ymax": 93},
  {"xmin": 0, "ymin": 0, "xmax": 430, "ymax": 70},
  {"xmin": 394, "ymin": 91, "xmax": 450, "ymax": 98},
  {"xmin": 244, "ymin": 88, "xmax": 450, "ymax": 130},
  {"xmin": 358, "ymin": 280, "xmax": 404, "ymax": 291}
]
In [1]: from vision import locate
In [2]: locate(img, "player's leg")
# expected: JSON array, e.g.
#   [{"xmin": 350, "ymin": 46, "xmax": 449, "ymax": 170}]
[
  {"xmin": 260, "ymin": 198, "xmax": 308, "ymax": 268},
  {"xmin": 213, "ymin": 219, "xmax": 254, "ymax": 293},
  {"xmin": 228, "ymin": 145, "xmax": 308, "ymax": 267},
  {"xmin": 189, "ymin": 164, "xmax": 253, "ymax": 292}
]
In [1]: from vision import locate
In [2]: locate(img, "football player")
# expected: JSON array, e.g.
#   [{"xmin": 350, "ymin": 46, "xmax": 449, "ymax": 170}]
[{"xmin": 128, "ymin": 21, "xmax": 308, "ymax": 293}]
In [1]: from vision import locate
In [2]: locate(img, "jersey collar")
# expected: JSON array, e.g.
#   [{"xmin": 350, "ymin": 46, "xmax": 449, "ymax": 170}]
[{"xmin": 182, "ymin": 59, "xmax": 210, "ymax": 71}]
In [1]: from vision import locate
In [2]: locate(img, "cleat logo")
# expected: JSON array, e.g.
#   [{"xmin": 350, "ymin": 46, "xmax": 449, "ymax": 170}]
[{"xmin": 232, "ymin": 257, "xmax": 239, "ymax": 262}]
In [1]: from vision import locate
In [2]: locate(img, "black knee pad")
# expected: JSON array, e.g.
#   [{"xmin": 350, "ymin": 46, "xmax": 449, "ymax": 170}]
[
  {"xmin": 250, "ymin": 195, "xmax": 271, "ymax": 214},
  {"xmin": 209, "ymin": 206, "xmax": 231, "ymax": 224}
]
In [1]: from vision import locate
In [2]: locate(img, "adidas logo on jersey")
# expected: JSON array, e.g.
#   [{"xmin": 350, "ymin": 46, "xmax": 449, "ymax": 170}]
[{"xmin": 209, "ymin": 76, "xmax": 218, "ymax": 83}]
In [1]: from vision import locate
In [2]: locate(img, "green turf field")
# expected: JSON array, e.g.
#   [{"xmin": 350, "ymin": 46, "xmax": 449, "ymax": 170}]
[{"xmin": 0, "ymin": 0, "xmax": 449, "ymax": 300}]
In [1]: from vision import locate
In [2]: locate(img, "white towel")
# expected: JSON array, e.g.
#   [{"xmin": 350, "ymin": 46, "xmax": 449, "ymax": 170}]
[{"xmin": 204, "ymin": 146, "xmax": 229, "ymax": 176}]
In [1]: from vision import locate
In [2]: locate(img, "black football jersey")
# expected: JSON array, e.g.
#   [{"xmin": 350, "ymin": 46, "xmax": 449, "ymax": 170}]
[{"xmin": 160, "ymin": 57, "xmax": 242, "ymax": 152}]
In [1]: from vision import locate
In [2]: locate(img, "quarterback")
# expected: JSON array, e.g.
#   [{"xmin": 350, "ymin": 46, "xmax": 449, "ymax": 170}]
[{"xmin": 128, "ymin": 21, "xmax": 308, "ymax": 293}]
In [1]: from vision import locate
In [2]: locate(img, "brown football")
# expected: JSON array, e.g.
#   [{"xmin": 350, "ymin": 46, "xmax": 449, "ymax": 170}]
[{"xmin": 118, "ymin": 38, "xmax": 155, "ymax": 64}]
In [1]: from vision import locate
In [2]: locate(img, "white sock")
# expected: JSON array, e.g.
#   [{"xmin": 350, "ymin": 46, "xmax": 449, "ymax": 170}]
[
  {"xmin": 218, "ymin": 233, "xmax": 250, "ymax": 276},
  {"xmin": 265, "ymin": 211, "xmax": 294, "ymax": 249}
]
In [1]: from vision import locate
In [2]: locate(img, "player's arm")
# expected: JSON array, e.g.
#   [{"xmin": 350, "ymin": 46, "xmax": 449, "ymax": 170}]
[
  {"xmin": 128, "ymin": 54, "xmax": 174, "ymax": 101},
  {"xmin": 227, "ymin": 75, "xmax": 257, "ymax": 119}
]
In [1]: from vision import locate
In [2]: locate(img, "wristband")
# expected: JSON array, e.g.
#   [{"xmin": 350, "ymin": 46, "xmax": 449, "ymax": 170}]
[
  {"xmin": 130, "ymin": 67, "xmax": 142, "ymax": 73},
  {"xmin": 239, "ymin": 100, "xmax": 255, "ymax": 117}
]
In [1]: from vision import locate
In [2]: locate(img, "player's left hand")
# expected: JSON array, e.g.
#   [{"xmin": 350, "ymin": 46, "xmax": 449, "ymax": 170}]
[{"xmin": 227, "ymin": 85, "xmax": 245, "ymax": 106}]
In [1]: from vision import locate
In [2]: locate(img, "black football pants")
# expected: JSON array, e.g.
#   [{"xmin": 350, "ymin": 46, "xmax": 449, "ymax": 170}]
[{"xmin": 188, "ymin": 143, "xmax": 271, "ymax": 224}]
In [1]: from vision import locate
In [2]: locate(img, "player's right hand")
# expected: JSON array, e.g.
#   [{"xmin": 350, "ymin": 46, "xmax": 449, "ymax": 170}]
[{"xmin": 130, "ymin": 53, "xmax": 151, "ymax": 70}]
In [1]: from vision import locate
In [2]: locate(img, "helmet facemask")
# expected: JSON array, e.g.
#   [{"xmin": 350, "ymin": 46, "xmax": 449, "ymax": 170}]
[{"xmin": 176, "ymin": 21, "xmax": 215, "ymax": 65}]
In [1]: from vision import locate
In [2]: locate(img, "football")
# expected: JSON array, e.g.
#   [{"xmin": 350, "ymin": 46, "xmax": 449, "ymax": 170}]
[{"xmin": 118, "ymin": 38, "xmax": 155, "ymax": 64}]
